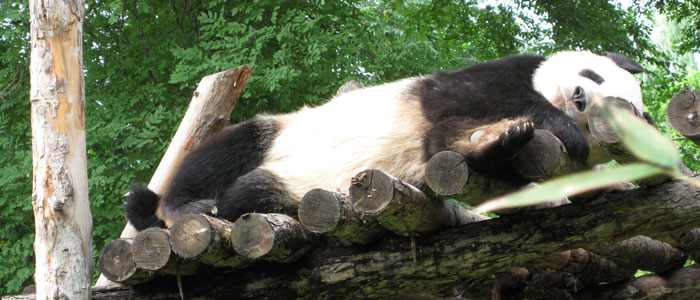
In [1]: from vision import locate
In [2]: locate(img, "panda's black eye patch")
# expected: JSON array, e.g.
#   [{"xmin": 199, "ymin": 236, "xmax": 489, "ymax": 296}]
[{"xmin": 579, "ymin": 69, "xmax": 605, "ymax": 85}]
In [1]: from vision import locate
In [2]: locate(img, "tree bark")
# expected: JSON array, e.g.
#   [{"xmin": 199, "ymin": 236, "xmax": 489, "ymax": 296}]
[
  {"xmin": 95, "ymin": 65, "xmax": 253, "ymax": 287},
  {"xmin": 672, "ymin": 228, "xmax": 700, "ymax": 262},
  {"xmin": 591, "ymin": 236, "xmax": 687, "ymax": 273},
  {"xmin": 29, "ymin": 0, "xmax": 92, "ymax": 298},
  {"xmin": 574, "ymin": 265, "xmax": 700, "ymax": 300}
]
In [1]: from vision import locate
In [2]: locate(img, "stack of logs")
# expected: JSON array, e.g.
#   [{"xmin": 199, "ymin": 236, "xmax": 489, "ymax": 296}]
[{"xmin": 96, "ymin": 89, "xmax": 700, "ymax": 299}]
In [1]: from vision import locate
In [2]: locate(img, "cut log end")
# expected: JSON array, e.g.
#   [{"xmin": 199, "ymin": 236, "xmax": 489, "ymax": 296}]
[
  {"xmin": 348, "ymin": 169, "xmax": 394, "ymax": 214},
  {"xmin": 299, "ymin": 188, "xmax": 387, "ymax": 244},
  {"xmin": 231, "ymin": 213, "xmax": 275, "ymax": 260},
  {"xmin": 98, "ymin": 239, "xmax": 141, "ymax": 283},
  {"xmin": 589, "ymin": 96, "xmax": 637, "ymax": 144},
  {"xmin": 667, "ymin": 89, "xmax": 700, "ymax": 142},
  {"xmin": 131, "ymin": 227, "xmax": 172, "ymax": 271},
  {"xmin": 169, "ymin": 214, "xmax": 212, "ymax": 259},
  {"xmin": 512, "ymin": 129, "xmax": 564, "ymax": 179},
  {"xmin": 425, "ymin": 151, "xmax": 469, "ymax": 196},
  {"xmin": 298, "ymin": 188, "xmax": 341, "ymax": 233},
  {"xmin": 231, "ymin": 213, "xmax": 315, "ymax": 263}
]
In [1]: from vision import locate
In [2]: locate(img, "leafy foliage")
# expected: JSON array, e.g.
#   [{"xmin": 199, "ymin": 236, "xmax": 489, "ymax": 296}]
[
  {"xmin": 657, "ymin": 0, "xmax": 700, "ymax": 54},
  {"xmin": 1, "ymin": 0, "xmax": 699, "ymax": 296},
  {"xmin": 0, "ymin": 2, "xmax": 34, "ymax": 294}
]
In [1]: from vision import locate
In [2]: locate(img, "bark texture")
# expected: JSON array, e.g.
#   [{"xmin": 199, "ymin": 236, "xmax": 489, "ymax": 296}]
[{"xmin": 29, "ymin": 0, "xmax": 92, "ymax": 298}]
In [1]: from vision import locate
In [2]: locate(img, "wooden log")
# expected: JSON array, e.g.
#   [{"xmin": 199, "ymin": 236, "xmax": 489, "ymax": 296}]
[
  {"xmin": 231, "ymin": 213, "xmax": 316, "ymax": 263},
  {"xmin": 492, "ymin": 268, "xmax": 530, "ymax": 300},
  {"xmin": 13, "ymin": 267, "xmax": 700, "ymax": 300},
  {"xmin": 98, "ymin": 65, "xmax": 253, "ymax": 287},
  {"xmin": 537, "ymin": 248, "xmax": 633, "ymax": 285},
  {"xmin": 574, "ymin": 265, "xmax": 700, "ymax": 300},
  {"xmin": 667, "ymin": 89, "xmax": 700, "ymax": 146},
  {"xmin": 672, "ymin": 228, "xmax": 700, "ymax": 262},
  {"xmin": 424, "ymin": 151, "xmax": 469, "ymax": 196},
  {"xmin": 131, "ymin": 227, "xmax": 198, "ymax": 276},
  {"xmin": 298, "ymin": 188, "xmax": 387, "ymax": 244},
  {"xmin": 512, "ymin": 130, "xmax": 587, "ymax": 180},
  {"xmin": 424, "ymin": 151, "xmax": 541, "ymax": 207},
  {"xmin": 97, "ymin": 239, "xmax": 153, "ymax": 285},
  {"xmin": 349, "ymin": 169, "xmax": 488, "ymax": 236},
  {"xmin": 169, "ymin": 213, "xmax": 250, "ymax": 268},
  {"xmin": 591, "ymin": 236, "xmax": 687, "ymax": 274},
  {"xmin": 589, "ymin": 96, "xmax": 639, "ymax": 144}
]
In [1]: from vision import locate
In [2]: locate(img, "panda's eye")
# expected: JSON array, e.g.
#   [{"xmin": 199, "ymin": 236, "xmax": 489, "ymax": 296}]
[{"xmin": 573, "ymin": 86, "xmax": 585, "ymax": 99}]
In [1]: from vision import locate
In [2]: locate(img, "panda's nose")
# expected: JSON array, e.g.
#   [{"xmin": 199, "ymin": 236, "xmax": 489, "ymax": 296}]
[{"xmin": 572, "ymin": 86, "xmax": 586, "ymax": 112}]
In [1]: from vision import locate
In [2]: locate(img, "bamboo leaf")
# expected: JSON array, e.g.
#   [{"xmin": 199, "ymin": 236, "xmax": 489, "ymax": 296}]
[
  {"xmin": 474, "ymin": 163, "xmax": 665, "ymax": 213},
  {"xmin": 606, "ymin": 105, "xmax": 681, "ymax": 172}
]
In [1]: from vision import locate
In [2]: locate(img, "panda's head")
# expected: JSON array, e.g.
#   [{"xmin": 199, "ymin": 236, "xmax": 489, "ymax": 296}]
[
  {"xmin": 533, "ymin": 51, "xmax": 645, "ymax": 164},
  {"xmin": 533, "ymin": 51, "xmax": 644, "ymax": 123}
]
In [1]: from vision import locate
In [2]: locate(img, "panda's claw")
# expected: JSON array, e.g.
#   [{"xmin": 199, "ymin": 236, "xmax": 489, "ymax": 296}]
[{"xmin": 498, "ymin": 121, "xmax": 535, "ymax": 149}]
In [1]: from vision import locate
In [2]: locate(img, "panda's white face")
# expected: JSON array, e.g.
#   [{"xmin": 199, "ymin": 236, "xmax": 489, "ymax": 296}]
[
  {"xmin": 533, "ymin": 51, "xmax": 644, "ymax": 165},
  {"xmin": 533, "ymin": 51, "xmax": 644, "ymax": 126}
]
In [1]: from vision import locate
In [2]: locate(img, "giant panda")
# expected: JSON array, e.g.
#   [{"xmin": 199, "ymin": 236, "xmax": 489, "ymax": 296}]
[{"xmin": 125, "ymin": 51, "xmax": 645, "ymax": 230}]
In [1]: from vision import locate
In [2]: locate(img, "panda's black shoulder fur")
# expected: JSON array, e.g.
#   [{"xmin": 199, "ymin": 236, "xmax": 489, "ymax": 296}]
[
  {"xmin": 417, "ymin": 55, "xmax": 546, "ymax": 122},
  {"xmin": 417, "ymin": 54, "xmax": 589, "ymax": 165}
]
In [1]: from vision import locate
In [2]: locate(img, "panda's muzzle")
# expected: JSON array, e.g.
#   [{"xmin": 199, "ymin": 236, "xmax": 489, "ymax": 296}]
[{"xmin": 572, "ymin": 86, "xmax": 587, "ymax": 112}]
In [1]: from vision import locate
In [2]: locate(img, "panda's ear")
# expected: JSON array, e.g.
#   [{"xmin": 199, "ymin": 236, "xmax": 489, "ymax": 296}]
[{"xmin": 606, "ymin": 52, "xmax": 645, "ymax": 74}]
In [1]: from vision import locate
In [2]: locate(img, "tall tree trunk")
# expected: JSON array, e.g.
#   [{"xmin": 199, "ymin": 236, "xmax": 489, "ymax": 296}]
[{"xmin": 29, "ymin": 0, "xmax": 91, "ymax": 299}]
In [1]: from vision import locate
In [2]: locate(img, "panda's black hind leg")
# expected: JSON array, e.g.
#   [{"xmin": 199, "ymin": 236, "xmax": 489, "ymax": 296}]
[
  {"xmin": 467, "ymin": 120, "xmax": 535, "ymax": 179},
  {"xmin": 215, "ymin": 168, "xmax": 298, "ymax": 222}
]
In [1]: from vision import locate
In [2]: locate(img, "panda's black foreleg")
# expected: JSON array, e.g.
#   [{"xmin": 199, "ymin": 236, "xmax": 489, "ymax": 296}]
[
  {"xmin": 215, "ymin": 168, "xmax": 298, "ymax": 222},
  {"xmin": 530, "ymin": 108, "xmax": 589, "ymax": 163}
]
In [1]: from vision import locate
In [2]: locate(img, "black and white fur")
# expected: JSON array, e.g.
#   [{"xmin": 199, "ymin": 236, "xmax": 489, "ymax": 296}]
[{"xmin": 125, "ymin": 51, "xmax": 645, "ymax": 230}]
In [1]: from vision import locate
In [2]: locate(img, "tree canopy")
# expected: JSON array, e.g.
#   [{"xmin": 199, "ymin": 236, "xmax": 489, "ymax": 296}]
[{"xmin": 0, "ymin": 0, "xmax": 699, "ymax": 295}]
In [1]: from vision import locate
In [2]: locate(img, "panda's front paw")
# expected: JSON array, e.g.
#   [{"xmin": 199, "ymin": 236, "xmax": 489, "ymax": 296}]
[{"xmin": 498, "ymin": 121, "xmax": 535, "ymax": 149}]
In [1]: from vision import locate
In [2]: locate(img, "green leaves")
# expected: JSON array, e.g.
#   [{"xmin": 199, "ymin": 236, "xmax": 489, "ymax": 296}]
[
  {"xmin": 475, "ymin": 163, "xmax": 665, "ymax": 213},
  {"xmin": 605, "ymin": 104, "xmax": 681, "ymax": 173}
]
